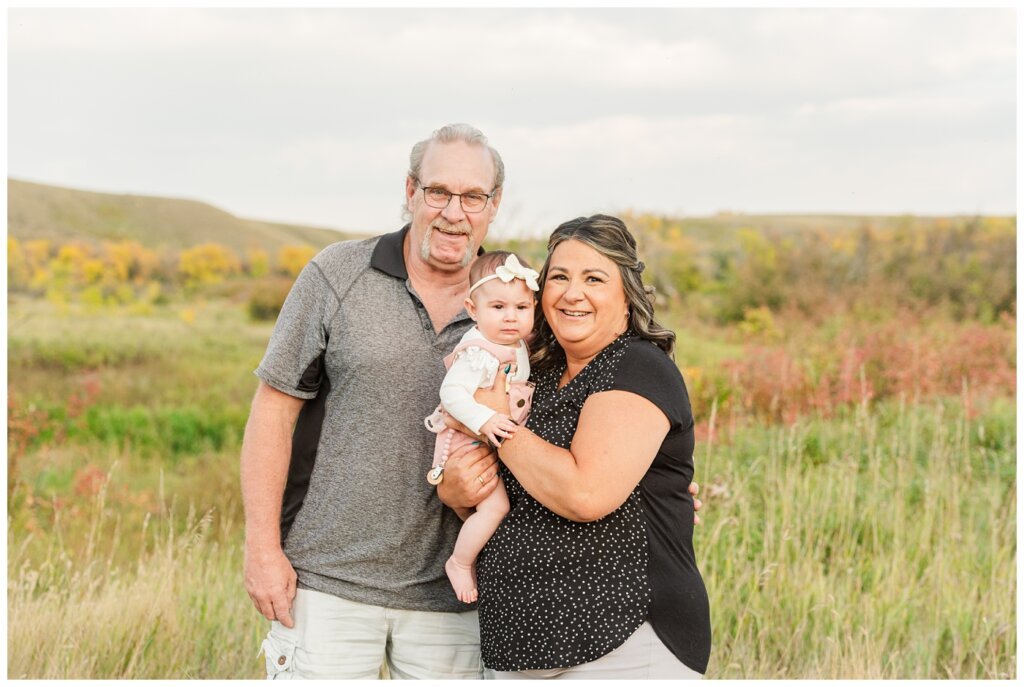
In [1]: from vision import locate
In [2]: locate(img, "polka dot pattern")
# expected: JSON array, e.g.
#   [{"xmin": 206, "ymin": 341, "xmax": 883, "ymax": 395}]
[{"xmin": 477, "ymin": 333, "xmax": 651, "ymax": 671}]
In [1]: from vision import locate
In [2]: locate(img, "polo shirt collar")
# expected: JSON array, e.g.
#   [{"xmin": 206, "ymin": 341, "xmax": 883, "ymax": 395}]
[
  {"xmin": 370, "ymin": 223, "xmax": 486, "ymax": 280},
  {"xmin": 370, "ymin": 225, "xmax": 411, "ymax": 279}
]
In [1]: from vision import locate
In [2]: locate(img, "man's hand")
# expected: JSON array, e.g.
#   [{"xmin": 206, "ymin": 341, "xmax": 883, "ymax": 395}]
[
  {"xmin": 436, "ymin": 441, "xmax": 499, "ymax": 515},
  {"xmin": 244, "ymin": 543, "xmax": 298, "ymax": 628},
  {"xmin": 691, "ymin": 481, "xmax": 702, "ymax": 525}
]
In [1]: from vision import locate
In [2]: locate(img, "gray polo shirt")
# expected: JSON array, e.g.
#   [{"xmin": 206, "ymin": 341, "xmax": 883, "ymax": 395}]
[{"xmin": 255, "ymin": 225, "xmax": 475, "ymax": 613}]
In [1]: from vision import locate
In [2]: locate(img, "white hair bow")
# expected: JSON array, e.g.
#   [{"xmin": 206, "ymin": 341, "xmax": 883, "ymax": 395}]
[
  {"xmin": 469, "ymin": 253, "xmax": 540, "ymax": 294},
  {"xmin": 494, "ymin": 254, "xmax": 540, "ymax": 291}
]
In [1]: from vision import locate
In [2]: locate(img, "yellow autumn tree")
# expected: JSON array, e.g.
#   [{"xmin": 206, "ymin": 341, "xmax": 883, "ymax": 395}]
[
  {"xmin": 277, "ymin": 245, "xmax": 317, "ymax": 278},
  {"xmin": 178, "ymin": 243, "xmax": 242, "ymax": 287},
  {"xmin": 102, "ymin": 240, "xmax": 160, "ymax": 284},
  {"xmin": 24, "ymin": 240, "xmax": 53, "ymax": 291},
  {"xmin": 50, "ymin": 242, "xmax": 94, "ymax": 287}
]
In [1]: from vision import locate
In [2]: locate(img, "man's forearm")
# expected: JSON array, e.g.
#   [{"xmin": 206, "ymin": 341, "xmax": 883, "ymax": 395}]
[{"xmin": 240, "ymin": 383, "xmax": 304, "ymax": 550}]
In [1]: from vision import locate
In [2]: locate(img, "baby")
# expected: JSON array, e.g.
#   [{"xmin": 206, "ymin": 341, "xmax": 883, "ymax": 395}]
[{"xmin": 424, "ymin": 251, "xmax": 537, "ymax": 603}]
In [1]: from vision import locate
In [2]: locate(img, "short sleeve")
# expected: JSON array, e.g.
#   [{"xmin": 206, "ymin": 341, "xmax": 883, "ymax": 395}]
[
  {"xmin": 608, "ymin": 339, "xmax": 693, "ymax": 433},
  {"xmin": 254, "ymin": 260, "xmax": 338, "ymax": 399}
]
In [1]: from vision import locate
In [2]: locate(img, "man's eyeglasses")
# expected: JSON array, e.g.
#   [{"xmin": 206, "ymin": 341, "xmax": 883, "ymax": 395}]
[{"xmin": 415, "ymin": 180, "xmax": 495, "ymax": 213}]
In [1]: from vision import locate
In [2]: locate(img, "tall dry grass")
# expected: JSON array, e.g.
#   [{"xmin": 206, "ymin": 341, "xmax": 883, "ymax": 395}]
[
  {"xmin": 699, "ymin": 395, "xmax": 1015, "ymax": 678},
  {"xmin": 7, "ymin": 471, "xmax": 264, "ymax": 679},
  {"xmin": 7, "ymin": 395, "xmax": 1014, "ymax": 678}
]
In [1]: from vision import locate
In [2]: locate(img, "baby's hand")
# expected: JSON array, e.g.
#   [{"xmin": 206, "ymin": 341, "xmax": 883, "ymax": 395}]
[{"xmin": 480, "ymin": 413, "xmax": 517, "ymax": 446}]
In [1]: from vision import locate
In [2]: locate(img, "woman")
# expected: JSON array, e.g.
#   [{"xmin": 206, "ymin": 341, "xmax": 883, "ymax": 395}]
[{"xmin": 473, "ymin": 214, "xmax": 711, "ymax": 678}]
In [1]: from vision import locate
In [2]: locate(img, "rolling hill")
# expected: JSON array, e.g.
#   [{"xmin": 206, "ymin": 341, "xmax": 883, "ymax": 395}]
[
  {"xmin": 7, "ymin": 179, "xmax": 366, "ymax": 253},
  {"xmin": 9, "ymin": 178, "xmax": 1010, "ymax": 259}
]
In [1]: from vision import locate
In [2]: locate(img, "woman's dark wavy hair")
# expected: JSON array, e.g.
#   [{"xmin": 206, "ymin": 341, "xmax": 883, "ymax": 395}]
[{"xmin": 530, "ymin": 214, "xmax": 676, "ymax": 372}]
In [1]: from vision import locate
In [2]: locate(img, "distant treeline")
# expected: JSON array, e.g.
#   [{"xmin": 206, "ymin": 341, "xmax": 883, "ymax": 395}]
[
  {"xmin": 694, "ymin": 216, "xmax": 1016, "ymax": 323},
  {"xmin": 503, "ymin": 214, "xmax": 1016, "ymax": 324},
  {"xmin": 7, "ymin": 238, "xmax": 317, "ymax": 311},
  {"xmin": 10, "ymin": 214, "xmax": 1016, "ymax": 324}
]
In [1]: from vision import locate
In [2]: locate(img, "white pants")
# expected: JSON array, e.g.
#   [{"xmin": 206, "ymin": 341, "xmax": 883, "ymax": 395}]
[
  {"xmin": 487, "ymin": 622, "xmax": 703, "ymax": 680},
  {"xmin": 261, "ymin": 588, "xmax": 482, "ymax": 679}
]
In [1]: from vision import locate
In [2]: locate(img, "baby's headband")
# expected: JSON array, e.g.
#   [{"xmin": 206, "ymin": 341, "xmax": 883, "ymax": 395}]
[{"xmin": 469, "ymin": 254, "xmax": 540, "ymax": 295}]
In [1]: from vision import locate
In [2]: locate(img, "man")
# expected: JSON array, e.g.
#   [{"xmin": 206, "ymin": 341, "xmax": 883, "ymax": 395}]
[
  {"xmin": 241, "ymin": 123, "xmax": 700, "ymax": 679},
  {"xmin": 242, "ymin": 123, "xmax": 504, "ymax": 679}
]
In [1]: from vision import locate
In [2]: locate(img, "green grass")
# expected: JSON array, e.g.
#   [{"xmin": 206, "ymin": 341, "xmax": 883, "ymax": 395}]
[
  {"xmin": 6, "ymin": 297, "xmax": 1016, "ymax": 678},
  {"xmin": 8, "ymin": 295, "xmax": 268, "ymax": 408},
  {"xmin": 698, "ymin": 397, "xmax": 1015, "ymax": 678}
]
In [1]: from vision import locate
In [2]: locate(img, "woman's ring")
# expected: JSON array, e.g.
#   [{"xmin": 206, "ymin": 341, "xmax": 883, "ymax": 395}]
[{"xmin": 478, "ymin": 475, "xmax": 486, "ymax": 484}]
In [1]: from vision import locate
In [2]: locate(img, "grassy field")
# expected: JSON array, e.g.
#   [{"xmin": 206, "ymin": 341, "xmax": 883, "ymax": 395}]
[{"xmin": 6, "ymin": 294, "xmax": 1016, "ymax": 678}]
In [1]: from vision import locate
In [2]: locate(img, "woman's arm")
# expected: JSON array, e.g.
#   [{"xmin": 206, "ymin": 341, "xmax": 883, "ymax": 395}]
[{"xmin": 497, "ymin": 390, "xmax": 669, "ymax": 522}]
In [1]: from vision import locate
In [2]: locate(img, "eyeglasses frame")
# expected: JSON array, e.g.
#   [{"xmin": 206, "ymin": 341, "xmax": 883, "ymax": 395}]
[{"xmin": 413, "ymin": 179, "xmax": 497, "ymax": 214}]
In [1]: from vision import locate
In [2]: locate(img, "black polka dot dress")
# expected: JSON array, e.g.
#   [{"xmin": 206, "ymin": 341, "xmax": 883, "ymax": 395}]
[{"xmin": 477, "ymin": 332, "xmax": 711, "ymax": 674}]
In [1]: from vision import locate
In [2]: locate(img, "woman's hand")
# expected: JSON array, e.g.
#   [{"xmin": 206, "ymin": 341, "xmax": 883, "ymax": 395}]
[{"xmin": 475, "ymin": 365, "xmax": 512, "ymax": 415}]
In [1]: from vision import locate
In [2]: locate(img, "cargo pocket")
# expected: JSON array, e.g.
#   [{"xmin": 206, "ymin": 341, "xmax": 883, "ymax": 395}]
[{"xmin": 261, "ymin": 630, "xmax": 297, "ymax": 680}]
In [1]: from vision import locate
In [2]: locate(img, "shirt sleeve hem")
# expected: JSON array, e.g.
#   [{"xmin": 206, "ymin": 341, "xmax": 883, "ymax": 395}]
[{"xmin": 254, "ymin": 367, "xmax": 319, "ymax": 400}]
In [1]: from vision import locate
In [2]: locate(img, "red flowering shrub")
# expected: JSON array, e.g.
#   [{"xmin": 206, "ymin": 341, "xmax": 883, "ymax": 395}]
[{"xmin": 696, "ymin": 312, "xmax": 1015, "ymax": 425}]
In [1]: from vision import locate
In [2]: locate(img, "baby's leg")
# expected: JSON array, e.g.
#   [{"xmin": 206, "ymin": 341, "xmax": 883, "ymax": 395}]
[{"xmin": 445, "ymin": 479, "xmax": 510, "ymax": 603}]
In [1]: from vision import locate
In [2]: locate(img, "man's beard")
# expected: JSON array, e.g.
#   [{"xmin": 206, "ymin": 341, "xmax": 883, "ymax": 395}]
[{"xmin": 420, "ymin": 219, "xmax": 476, "ymax": 268}]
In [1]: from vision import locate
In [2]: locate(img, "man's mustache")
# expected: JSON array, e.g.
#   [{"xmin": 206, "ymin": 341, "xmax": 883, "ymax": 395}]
[{"xmin": 430, "ymin": 219, "xmax": 472, "ymax": 235}]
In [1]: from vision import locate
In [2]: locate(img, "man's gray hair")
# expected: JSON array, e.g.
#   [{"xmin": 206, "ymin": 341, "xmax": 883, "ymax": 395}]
[{"xmin": 403, "ymin": 123, "xmax": 505, "ymax": 221}]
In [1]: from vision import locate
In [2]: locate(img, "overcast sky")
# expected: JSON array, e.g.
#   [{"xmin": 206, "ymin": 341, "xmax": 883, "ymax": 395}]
[{"xmin": 7, "ymin": 7, "xmax": 1016, "ymax": 239}]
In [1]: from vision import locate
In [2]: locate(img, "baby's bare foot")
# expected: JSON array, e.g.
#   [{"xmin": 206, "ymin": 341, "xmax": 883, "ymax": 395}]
[{"xmin": 445, "ymin": 556, "xmax": 478, "ymax": 603}]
